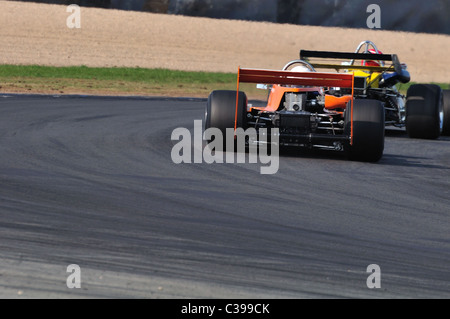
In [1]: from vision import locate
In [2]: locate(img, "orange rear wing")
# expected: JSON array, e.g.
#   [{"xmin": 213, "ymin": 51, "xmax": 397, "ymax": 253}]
[{"xmin": 235, "ymin": 68, "xmax": 356, "ymax": 144}]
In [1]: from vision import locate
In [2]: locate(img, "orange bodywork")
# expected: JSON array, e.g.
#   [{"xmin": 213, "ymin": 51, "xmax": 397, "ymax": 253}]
[
  {"xmin": 324, "ymin": 95, "xmax": 352, "ymax": 110},
  {"xmin": 236, "ymin": 67, "xmax": 355, "ymax": 144},
  {"xmin": 251, "ymin": 85, "xmax": 320, "ymax": 112},
  {"xmin": 250, "ymin": 86, "xmax": 352, "ymax": 112}
]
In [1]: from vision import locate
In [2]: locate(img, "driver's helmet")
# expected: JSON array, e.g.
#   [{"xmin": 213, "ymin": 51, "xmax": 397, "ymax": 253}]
[
  {"xmin": 362, "ymin": 48, "xmax": 385, "ymax": 67},
  {"xmin": 289, "ymin": 65, "xmax": 312, "ymax": 88},
  {"xmin": 291, "ymin": 65, "xmax": 311, "ymax": 73}
]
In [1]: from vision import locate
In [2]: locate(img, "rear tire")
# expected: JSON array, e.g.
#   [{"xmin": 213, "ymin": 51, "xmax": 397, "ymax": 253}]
[
  {"xmin": 345, "ymin": 99, "xmax": 385, "ymax": 162},
  {"xmin": 205, "ymin": 90, "xmax": 247, "ymax": 151},
  {"xmin": 406, "ymin": 84, "xmax": 443, "ymax": 139},
  {"xmin": 442, "ymin": 89, "xmax": 450, "ymax": 136}
]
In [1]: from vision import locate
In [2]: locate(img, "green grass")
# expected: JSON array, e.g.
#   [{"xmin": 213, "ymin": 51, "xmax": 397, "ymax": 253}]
[
  {"xmin": 0, "ymin": 64, "xmax": 248, "ymax": 97},
  {"xmin": 0, "ymin": 64, "xmax": 448, "ymax": 98},
  {"xmin": 0, "ymin": 64, "xmax": 237, "ymax": 83}
]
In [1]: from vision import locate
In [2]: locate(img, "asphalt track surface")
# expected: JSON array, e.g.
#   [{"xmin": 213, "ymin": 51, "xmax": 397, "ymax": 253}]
[{"xmin": 0, "ymin": 94, "xmax": 449, "ymax": 299}]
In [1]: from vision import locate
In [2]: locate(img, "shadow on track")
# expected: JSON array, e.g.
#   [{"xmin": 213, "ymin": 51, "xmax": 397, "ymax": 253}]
[
  {"xmin": 279, "ymin": 146, "xmax": 449, "ymax": 170},
  {"xmin": 380, "ymin": 154, "xmax": 449, "ymax": 169},
  {"xmin": 385, "ymin": 128, "xmax": 408, "ymax": 138},
  {"xmin": 385, "ymin": 128, "xmax": 450, "ymax": 142},
  {"xmin": 278, "ymin": 146, "xmax": 348, "ymax": 161}
]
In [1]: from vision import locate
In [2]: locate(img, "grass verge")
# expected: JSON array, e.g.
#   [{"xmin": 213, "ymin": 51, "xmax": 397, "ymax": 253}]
[
  {"xmin": 0, "ymin": 64, "xmax": 448, "ymax": 99},
  {"xmin": 0, "ymin": 65, "xmax": 266, "ymax": 99}
]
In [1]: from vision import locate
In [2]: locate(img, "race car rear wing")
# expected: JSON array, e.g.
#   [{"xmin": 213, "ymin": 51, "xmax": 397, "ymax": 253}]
[
  {"xmin": 300, "ymin": 50, "xmax": 396, "ymax": 62},
  {"xmin": 300, "ymin": 50, "xmax": 402, "ymax": 73},
  {"xmin": 235, "ymin": 67, "xmax": 356, "ymax": 144},
  {"xmin": 237, "ymin": 68, "xmax": 354, "ymax": 88}
]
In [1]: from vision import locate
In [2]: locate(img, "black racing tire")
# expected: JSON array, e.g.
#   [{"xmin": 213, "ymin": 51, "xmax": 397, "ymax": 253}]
[
  {"xmin": 345, "ymin": 99, "xmax": 385, "ymax": 162},
  {"xmin": 442, "ymin": 89, "xmax": 450, "ymax": 136},
  {"xmin": 405, "ymin": 84, "xmax": 443, "ymax": 139},
  {"xmin": 205, "ymin": 90, "xmax": 247, "ymax": 151}
]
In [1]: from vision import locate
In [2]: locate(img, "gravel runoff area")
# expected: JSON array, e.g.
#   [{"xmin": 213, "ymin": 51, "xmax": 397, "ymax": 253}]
[{"xmin": 0, "ymin": 0, "xmax": 449, "ymax": 83}]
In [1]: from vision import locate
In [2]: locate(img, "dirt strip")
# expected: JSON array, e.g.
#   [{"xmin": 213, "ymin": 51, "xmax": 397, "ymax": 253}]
[{"xmin": 1, "ymin": 1, "xmax": 449, "ymax": 83}]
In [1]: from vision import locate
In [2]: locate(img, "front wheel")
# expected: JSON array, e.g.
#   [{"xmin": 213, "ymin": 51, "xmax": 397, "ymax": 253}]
[{"xmin": 345, "ymin": 99, "xmax": 385, "ymax": 162}]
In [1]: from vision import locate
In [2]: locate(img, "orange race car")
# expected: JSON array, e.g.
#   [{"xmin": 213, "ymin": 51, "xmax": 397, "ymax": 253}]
[{"xmin": 205, "ymin": 41, "xmax": 449, "ymax": 163}]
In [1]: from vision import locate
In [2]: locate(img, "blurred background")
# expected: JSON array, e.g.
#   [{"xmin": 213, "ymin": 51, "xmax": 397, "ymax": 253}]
[{"xmin": 11, "ymin": 0, "xmax": 450, "ymax": 35}]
